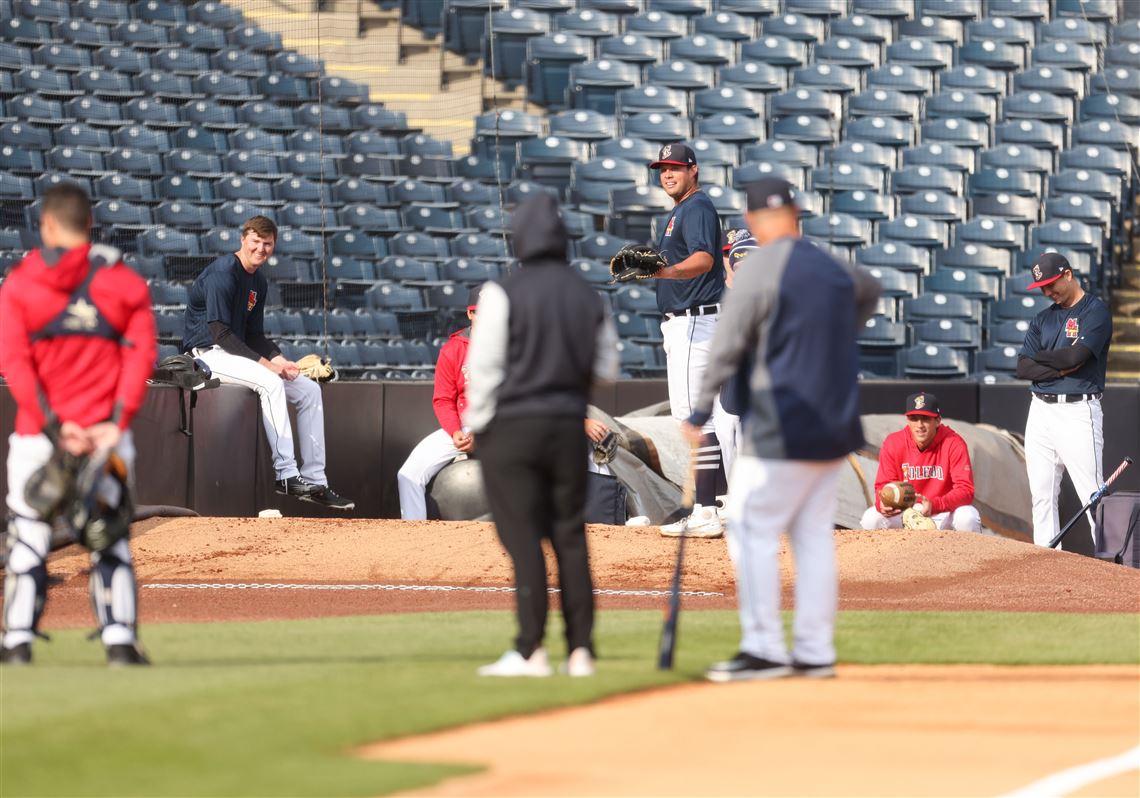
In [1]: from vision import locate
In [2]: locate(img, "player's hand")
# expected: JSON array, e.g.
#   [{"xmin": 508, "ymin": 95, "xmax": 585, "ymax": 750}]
[
  {"xmin": 915, "ymin": 495, "xmax": 932, "ymax": 516},
  {"xmin": 59, "ymin": 421, "xmax": 92, "ymax": 456},
  {"xmin": 270, "ymin": 355, "xmax": 299, "ymax": 381},
  {"xmin": 452, "ymin": 430, "xmax": 474, "ymax": 453},
  {"xmin": 86, "ymin": 421, "xmax": 122, "ymax": 453},
  {"xmin": 584, "ymin": 418, "xmax": 609, "ymax": 443},
  {"xmin": 679, "ymin": 421, "xmax": 702, "ymax": 446},
  {"xmin": 881, "ymin": 506, "xmax": 901, "ymax": 518}
]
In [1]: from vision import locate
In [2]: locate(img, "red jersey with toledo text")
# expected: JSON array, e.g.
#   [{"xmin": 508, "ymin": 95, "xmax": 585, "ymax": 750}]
[
  {"xmin": 0, "ymin": 244, "xmax": 157, "ymax": 435},
  {"xmin": 873, "ymin": 425, "xmax": 975, "ymax": 515},
  {"xmin": 431, "ymin": 327, "xmax": 471, "ymax": 437}
]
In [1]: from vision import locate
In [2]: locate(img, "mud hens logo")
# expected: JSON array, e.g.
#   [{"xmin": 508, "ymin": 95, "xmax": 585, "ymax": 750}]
[
  {"xmin": 1032, "ymin": 265, "xmax": 1043, "ymax": 281},
  {"xmin": 62, "ymin": 298, "xmax": 98, "ymax": 332},
  {"xmin": 247, "ymin": 289, "xmax": 257, "ymax": 311},
  {"xmin": 914, "ymin": 394, "xmax": 926, "ymax": 410},
  {"xmin": 660, "ymin": 144, "xmax": 672, "ymax": 160}
]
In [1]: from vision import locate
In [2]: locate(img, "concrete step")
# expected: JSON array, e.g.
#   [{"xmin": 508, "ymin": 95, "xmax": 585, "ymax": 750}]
[
  {"xmin": 1113, "ymin": 289, "xmax": 1140, "ymax": 318},
  {"xmin": 1113, "ymin": 317, "xmax": 1140, "ymax": 344},
  {"xmin": 1108, "ymin": 371, "xmax": 1140, "ymax": 383}
]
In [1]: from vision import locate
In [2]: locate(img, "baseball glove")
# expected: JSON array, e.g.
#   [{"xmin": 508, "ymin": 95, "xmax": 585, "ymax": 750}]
[
  {"xmin": 879, "ymin": 481, "xmax": 916, "ymax": 511},
  {"xmin": 592, "ymin": 431, "xmax": 619, "ymax": 466},
  {"xmin": 609, "ymin": 244, "xmax": 667, "ymax": 283},
  {"xmin": 902, "ymin": 507, "xmax": 937, "ymax": 531},
  {"xmin": 296, "ymin": 354, "xmax": 338, "ymax": 382}
]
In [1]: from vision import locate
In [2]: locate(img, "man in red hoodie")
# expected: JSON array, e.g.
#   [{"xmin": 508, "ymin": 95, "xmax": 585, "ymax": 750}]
[
  {"xmin": 0, "ymin": 184, "xmax": 157, "ymax": 666},
  {"xmin": 860, "ymin": 392, "xmax": 982, "ymax": 532},
  {"xmin": 397, "ymin": 286, "xmax": 482, "ymax": 520}
]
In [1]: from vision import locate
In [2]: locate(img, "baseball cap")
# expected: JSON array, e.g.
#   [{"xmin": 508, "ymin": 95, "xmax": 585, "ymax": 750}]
[
  {"xmin": 722, "ymin": 228, "xmax": 755, "ymax": 252},
  {"xmin": 466, "ymin": 284, "xmax": 483, "ymax": 311},
  {"xmin": 745, "ymin": 177, "xmax": 797, "ymax": 211},
  {"xmin": 1026, "ymin": 252, "xmax": 1071, "ymax": 290},
  {"xmin": 905, "ymin": 391, "xmax": 941, "ymax": 418},
  {"xmin": 649, "ymin": 142, "xmax": 697, "ymax": 169}
]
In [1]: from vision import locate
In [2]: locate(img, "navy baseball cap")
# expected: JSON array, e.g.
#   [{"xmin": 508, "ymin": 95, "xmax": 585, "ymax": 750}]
[
  {"xmin": 1026, "ymin": 252, "xmax": 1071, "ymax": 290},
  {"xmin": 905, "ymin": 391, "xmax": 941, "ymax": 418},
  {"xmin": 722, "ymin": 228, "xmax": 755, "ymax": 252},
  {"xmin": 466, "ymin": 284, "xmax": 483, "ymax": 310},
  {"xmin": 649, "ymin": 142, "xmax": 697, "ymax": 169},
  {"xmin": 745, "ymin": 178, "xmax": 797, "ymax": 211}
]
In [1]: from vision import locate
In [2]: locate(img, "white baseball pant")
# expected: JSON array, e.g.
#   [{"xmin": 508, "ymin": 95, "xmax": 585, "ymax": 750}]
[
  {"xmin": 4, "ymin": 432, "xmax": 139, "ymax": 648},
  {"xmin": 860, "ymin": 504, "xmax": 982, "ymax": 532},
  {"xmin": 661, "ymin": 313, "xmax": 727, "ymax": 435},
  {"xmin": 725, "ymin": 456, "xmax": 844, "ymax": 667},
  {"xmin": 1024, "ymin": 395, "xmax": 1104, "ymax": 547},
  {"xmin": 192, "ymin": 346, "xmax": 327, "ymax": 485}
]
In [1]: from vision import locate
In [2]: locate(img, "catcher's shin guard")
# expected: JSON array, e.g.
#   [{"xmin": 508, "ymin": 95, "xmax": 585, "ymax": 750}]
[
  {"xmin": 88, "ymin": 541, "xmax": 138, "ymax": 644},
  {"xmin": 2, "ymin": 521, "xmax": 49, "ymax": 648}
]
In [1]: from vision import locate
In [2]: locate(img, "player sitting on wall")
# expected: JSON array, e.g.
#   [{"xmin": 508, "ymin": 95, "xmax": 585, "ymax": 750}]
[{"xmin": 861, "ymin": 392, "xmax": 982, "ymax": 533}]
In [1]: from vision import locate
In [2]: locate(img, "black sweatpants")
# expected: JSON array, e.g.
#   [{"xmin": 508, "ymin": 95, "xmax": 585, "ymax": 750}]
[{"xmin": 478, "ymin": 415, "xmax": 595, "ymax": 659}]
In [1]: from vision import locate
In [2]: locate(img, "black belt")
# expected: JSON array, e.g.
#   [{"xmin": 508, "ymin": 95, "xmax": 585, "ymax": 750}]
[
  {"xmin": 664, "ymin": 303, "xmax": 720, "ymax": 319},
  {"xmin": 1034, "ymin": 392, "xmax": 1102, "ymax": 404}
]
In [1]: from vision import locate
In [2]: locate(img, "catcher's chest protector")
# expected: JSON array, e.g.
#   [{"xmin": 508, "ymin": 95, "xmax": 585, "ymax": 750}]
[{"xmin": 30, "ymin": 259, "xmax": 121, "ymax": 344}]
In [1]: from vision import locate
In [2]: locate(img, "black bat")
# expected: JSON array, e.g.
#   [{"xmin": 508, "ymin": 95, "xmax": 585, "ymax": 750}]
[
  {"xmin": 658, "ymin": 441, "xmax": 697, "ymax": 670},
  {"xmin": 1049, "ymin": 457, "xmax": 1133, "ymax": 549}
]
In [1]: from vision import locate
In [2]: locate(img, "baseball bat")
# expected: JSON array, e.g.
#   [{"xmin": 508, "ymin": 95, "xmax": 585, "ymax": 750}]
[
  {"xmin": 1049, "ymin": 456, "xmax": 1133, "ymax": 549},
  {"xmin": 657, "ymin": 439, "xmax": 698, "ymax": 670}
]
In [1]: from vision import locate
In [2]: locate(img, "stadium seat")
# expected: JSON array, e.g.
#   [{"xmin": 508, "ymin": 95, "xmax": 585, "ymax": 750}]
[
  {"xmin": 955, "ymin": 216, "xmax": 1022, "ymax": 251},
  {"xmin": 549, "ymin": 108, "xmax": 618, "ymax": 141},
  {"xmin": 848, "ymin": 88, "xmax": 920, "ymax": 120},
  {"xmin": 974, "ymin": 345, "xmax": 1021, "ymax": 378},
  {"xmin": 719, "ymin": 61, "xmax": 787, "ymax": 96},
  {"xmin": 526, "ymin": 31, "xmax": 591, "ymax": 109},
  {"xmin": 936, "ymin": 242, "xmax": 1013, "ymax": 277},
  {"xmin": 898, "ymin": 344, "xmax": 969, "ymax": 380},
  {"xmin": 900, "ymin": 191, "xmax": 967, "ymax": 222},
  {"xmin": 923, "ymin": 268, "xmax": 1000, "ymax": 303},
  {"xmin": 913, "ymin": 319, "xmax": 982, "ymax": 352},
  {"xmin": 377, "ymin": 256, "xmax": 439, "ymax": 284},
  {"xmin": 831, "ymin": 190, "xmax": 892, "ymax": 222},
  {"xmin": 152, "ymin": 201, "xmax": 212, "ymax": 231},
  {"xmin": 570, "ymin": 155, "xmax": 643, "ymax": 212},
  {"xmin": 671, "ymin": 35, "xmax": 736, "ymax": 68},
  {"xmin": 568, "ymin": 59, "xmax": 639, "ymax": 115},
  {"xmin": 771, "ymin": 115, "xmax": 836, "ymax": 146},
  {"xmin": 810, "ymin": 162, "xmax": 882, "ymax": 194},
  {"xmin": 879, "ymin": 214, "xmax": 947, "ymax": 250},
  {"xmin": 891, "ymin": 164, "xmax": 959, "ymax": 197},
  {"xmin": 857, "ymin": 241, "xmax": 929, "ymax": 275},
  {"xmin": 339, "ymin": 205, "xmax": 401, "ymax": 234},
  {"xmin": 991, "ymin": 295, "xmax": 1052, "ymax": 323},
  {"xmin": 154, "ymin": 176, "xmax": 211, "ymax": 205},
  {"xmin": 866, "ymin": 63, "xmax": 930, "ymax": 95},
  {"xmin": 439, "ymin": 257, "xmax": 501, "ymax": 285},
  {"xmin": 692, "ymin": 86, "xmax": 763, "ymax": 119},
  {"xmin": 646, "ymin": 59, "xmax": 716, "ymax": 91},
  {"xmin": 600, "ymin": 32, "xmax": 663, "ymax": 66},
  {"xmin": 1049, "ymin": 170, "xmax": 1121, "ymax": 205}
]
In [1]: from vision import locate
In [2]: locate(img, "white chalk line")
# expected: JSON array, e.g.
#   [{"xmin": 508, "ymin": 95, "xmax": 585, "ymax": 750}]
[
  {"xmin": 999, "ymin": 745, "xmax": 1140, "ymax": 798},
  {"xmin": 141, "ymin": 583, "xmax": 724, "ymax": 598}
]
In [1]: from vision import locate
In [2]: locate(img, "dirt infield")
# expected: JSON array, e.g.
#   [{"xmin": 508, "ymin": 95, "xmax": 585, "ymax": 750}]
[
  {"xmin": 36, "ymin": 517, "xmax": 1140, "ymax": 628},
  {"xmin": 33, "ymin": 517, "xmax": 1140, "ymax": 797}
]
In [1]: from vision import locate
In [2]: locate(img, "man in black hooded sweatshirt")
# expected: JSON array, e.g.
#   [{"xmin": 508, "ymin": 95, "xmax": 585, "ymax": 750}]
[{"xmin": 463, "ymin": 193, "xmax": 619, "ymax": 678}]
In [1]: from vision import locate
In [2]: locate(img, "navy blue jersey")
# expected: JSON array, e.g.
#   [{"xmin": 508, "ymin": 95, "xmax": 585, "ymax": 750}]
[
  {"xmin": 1019, "ymin": 292, "xmax": 1112, "ymax": 394},
  {"xmin": 655, "ymin": 190, "xmax": 724, "ymax": 315},
  {"xmin": 181, "ymin": 254, "xmax": 269, "ymax": 351}
]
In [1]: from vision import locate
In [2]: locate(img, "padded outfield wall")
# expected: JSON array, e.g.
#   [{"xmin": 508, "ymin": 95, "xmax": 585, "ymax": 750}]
[{"xmin": 1, "ymin": 379, "xmax": 1137, "ymax": 558}]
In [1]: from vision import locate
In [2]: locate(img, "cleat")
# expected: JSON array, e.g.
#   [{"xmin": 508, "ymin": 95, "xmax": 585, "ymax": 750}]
[
  {"xmin": 706, "ymin": 652, "xmax": 791, "ymax": 682},
  {"xmin": 477, "ymin": 647, "xmax": 552, "ymax": 677},
  {"xmin": 659, "ymin": 504, "xmax": 724, "ymax": 539},
  {"xmin": 106, "ymin": 643, "xmax": 150, "ymax": 667},
  {"xmin": 276, "ymin": 476, "xmax": 319, "ymax": 497},
  {"xmin": 301, "ymin": 485, "xmax": 355, "ymax": 511},
  {"xmin": 561, "ymin": 647, "xmax": 595, "ymax": 677},
  {"xmin": 792, "ymin": 661, "xmax": 837, "ymax": 679},
  {"xmin": 0, "ymin": 642, "xmax": 32, "ymax": 666}
]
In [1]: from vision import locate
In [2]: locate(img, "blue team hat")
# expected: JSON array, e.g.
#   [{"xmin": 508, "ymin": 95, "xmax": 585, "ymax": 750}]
[
  {"xmin": 722, "ymin": 228, "xmax": 756, "ymax": 252},
  {"xmin": 649, "ymin": 142, "xmax": 697, "ymax": 169},
  {"xmin": 745, "ymin": 177, "xmax": 797, "ymax": 211},
  {"xmin": 905, "ymin": 391, "xmax": 941, "ymax": 418},
  {"xmin": 1027, "ymin": 252, "xmax": 1071, "ymax": 290}
]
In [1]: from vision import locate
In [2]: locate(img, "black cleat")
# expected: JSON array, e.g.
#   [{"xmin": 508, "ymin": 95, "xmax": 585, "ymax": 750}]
[
  {"xmin": 106, "ymin": 643, "xmax": 150, "ymax": 667},
  {"xmin": 791, "ymin": 660, "xmax": 837, "ymax": 678},
  {"xmin": 301, "ymin": 485, "xmax": 355, "ymax": 511},
  {"xmin": 0, "ymin": 642, "xmax": 32, "ymax": 666},
  {"xmin": 705, "ymin": 652, "xmax": 791, "ymax": 682},
  {"xmin": 276, "ymin": 476, "xmax": 319, "ymax": 497}
]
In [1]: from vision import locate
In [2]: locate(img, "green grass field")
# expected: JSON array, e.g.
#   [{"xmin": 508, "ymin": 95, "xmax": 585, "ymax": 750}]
[{"xmin": 2, "ymin": 609, "xmax": 1137, "ymax": 797}]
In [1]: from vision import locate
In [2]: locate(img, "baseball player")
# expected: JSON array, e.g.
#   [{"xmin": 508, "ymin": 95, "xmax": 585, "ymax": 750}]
[
  {"xmin": 464, "ymin": 192, "xmax": 619, "ymax": 678},
  {"xmin": 681, "ymin": 178, "xmax": 881, "ymax": 681},
  {"xmin": 860, "ymin": 392, "xmax": 982, "ymax": 532},
  {"xmin": 0, "ymin": 183, "xmax": 157, "ymax": 666},
  {"xmin": 181, "ymin": 216, "xmax": 353, "ymax": 511},
  {"xmin": 723, "ymin": 227, "xmax": 758, "ymax": 290},
  {"xmin": 397, "ymin": 286, "xmax": 481, "ymax": 520},
  {"xmin": 1015, "ymin": 252, "xmax": 1112, "ymax": 547},
  {"xmin": 647, "ymin": 143, "xmax": 729, "ymax": 539}
]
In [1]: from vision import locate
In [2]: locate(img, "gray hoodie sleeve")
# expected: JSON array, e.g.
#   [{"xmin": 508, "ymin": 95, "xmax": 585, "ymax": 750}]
[
  {"xmin": 593, "ymin": 303, "xmax": 619, "ymax": 385},
  {"xmin": 461, "ymin": 281, "xmax": 509, "ymax": 433},
  {"xmin": 688, "ymin": 249, "xmax": 778, "ymax": 424}
]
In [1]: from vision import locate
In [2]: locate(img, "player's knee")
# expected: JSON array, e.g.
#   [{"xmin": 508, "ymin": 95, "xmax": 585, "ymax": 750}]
[
  {"xmin": 860, "ymin": 507, "xmax": 888, "ymax": 529},
  {"xmin": 954, "ymin": 506, "xmax": 982, "ymax": 533}
]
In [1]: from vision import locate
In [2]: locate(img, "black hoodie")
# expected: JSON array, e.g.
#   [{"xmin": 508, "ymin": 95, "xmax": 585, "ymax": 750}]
[{"xmin": 462, "ymin": 193, "xmax": 618, "ymax": 430}]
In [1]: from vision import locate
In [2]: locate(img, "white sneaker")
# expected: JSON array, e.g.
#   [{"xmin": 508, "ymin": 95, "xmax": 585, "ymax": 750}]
[
  {"xmin": 561, "ymin": 647, "xmax": 595, "ymax": 677},
  {"xmin": 714, "ymin": 494, "xmax": 729, "ymax": 523},
  {"xmin": 477, "ymin": 647, "xmax": 553, "ymax": 677},
  {"xmin": 660, "ymin": 504, "xmax": 724, "ymax": 539}
]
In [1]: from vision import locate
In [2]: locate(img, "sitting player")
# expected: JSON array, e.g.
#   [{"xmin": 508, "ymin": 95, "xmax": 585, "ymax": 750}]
[{"xmin": 860, "ymin": 392, "xmax": 982, "ymax": 532}]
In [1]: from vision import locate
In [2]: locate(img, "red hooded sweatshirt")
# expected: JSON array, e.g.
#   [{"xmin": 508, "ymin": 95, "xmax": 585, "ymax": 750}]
[
  {"xmin": 0, "ymin": 244, "xmax": 156, "ymax": 435},
  {"xmin": 432, "ymin": 327, "xmax": 471, "ymax": 437},
  {"xmin": 874, "ymin": 424, "xmax": 975, "ymax": 515}
]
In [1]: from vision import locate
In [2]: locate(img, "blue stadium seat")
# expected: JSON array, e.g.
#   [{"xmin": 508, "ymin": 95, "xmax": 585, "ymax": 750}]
[
  {"xmin": 153, "ymin": 48, "xmax": 210, "ymax": 76},
  {"xmin": 11, "ymin": 94, "xmax": 64, "ymax": 123},
  {"xmin": 173, "ymin": 22, "xmax": 226, "ymax": 51},
  {"xmin": 0, "ymin": 146, "xmax": 45, "ymax": 176},
  {"xmin": 646, "ymin": 59, "xmax": 716, "ymax": 91},
  {"xmin": 276, "ymin": 176, "xmax": 329, "ymax": 205},
  {"xmin": 991, "ymin": 295, "xmax": 1053, "ymax": 323},
  {"xmin": 793, "ymin": 63, "xmax": 860, "ymax": 96},
  {"xmin": 912, "ymin": 320, "xmax": 981, "ymax": 365},
  {"xmin": 166, "ymin": 148, "xmax": 224, "ymax": 176},
  {"xmin": 1080, "ymin": 92, "xmax": 1140, "ymax": 127},
  {"xmin": 2, "ymin": 18, "xmax": 52, "ymax": 46},
  {"xmin": 618, "ymin": 84, "xmax": 688, "ymax": 117},
  {"xmin": 955, "ymin": 216, "xmax": 1022, "ymax": 251},
  {"xmin": 989, "ymin": 318, "xmax": 1032, "ymax": 348},
  {"xmin": 811, "ymin": 161, "xmax": 883, "ymax": 193},
  {"xmin": 553, "ymin": 6, "xmax": 620, "ymax": 42},
  {"xmin": 936, "ymin": 242, "xmax": 1013, "ymax": 276},
  {"xmin": 137, "ymin": 227, "xmax": 201, "ymax": 257},
  {"xmin": 517, "ymin": 135, "xmax": 586, "ymax": 191},
  {"xmin": 904, "ymin": 293, "xmax": 982, "ymax": 328},
  {"xmin": 879, "ymin": 214, "xmax": 946, "ymax": 249},
  {"xmin": 288, "ymin": 130, "xmax": 346, "ymax": 156},
  {"xmin": 866, "ymin": 63, "xmax": 930, "ymax": 95},
  {"xmin": 328, "ymin": 230, "xmax": 383, "ymax": 261},
  {"xmin": 332, "ymin": 177, "xmax": 389, "ymax": 207},
  {"xmin": 227, "ymin": 151, "xmax": 281, "ymax": 178},
  {"xmin": 971, "ymin": 193, "xmax": 1039, "ymax": 226},
  {"xmin": 526, "ymin": 31, "xmax": 590, "ymax": 109},
  {"xmin": 848, "ymin": 89, "xmax": 920, "ymax": 120},
  {"xmin": 122, "ymin": 97, "xmax": 178, "ymax": 127},
  {"xmin": 55, "ymin": 18, "xmax": 112, "ymax": 47},
  {"xmin": 191, "ymin": 75, "xmax": 256, "ymax": 105},
  {"xmin": 216, "ymin": 175, "xmax": 272, "ymax": 203},
  {"xmin": 733, "ymin": 160, "xmax": 805, "ymax": 190},
  {"xmin": 326, "ymin": 257, "xmax": 378, "ymax": 284},
  {"xmin": 47, "ymin": 146, "xmax": 105, "ymax": 175},
  {"xmin": 890, "ymin": 164, "xmax": 958, "ymax": 197},
  {"xmin": 112, "ymin": 124, "xmax": 170, "ymax": 152},
  {"xmin": 228, "ymin": 25, "xmax": 282, "ymax": 54},
  {"xmin": 830, "ymin": 190, "xmax": 892, "ymax": 222},
  {"xmin": 107, "ymin": 148, "xmax": 162, "ymax": 177},
  {"xmin": 230, "ymin": 129, "xmax": 286, "ymax": 155},
  {"xmin": 857, "ymin": 240, "xmax": 928, "ymax": 274},
  {"xmin": 1039, "ymin": 16, "xmax": 1107, "ymax": 48},
  {"xmin": 279, "ymin": 203, "xmax": 337, "ymax": 232},
  {"xmin": 695, "ymin": 113, "xmax": 762, "ymax": 148},
  {"xmin": 33, "ymin": 44, "xmax": 92, "ymax": 74},
  {"xmin": 211, "ymin": 48, "xmax": 268, "ymax": 77},
  {"xmin": 902, "ymin": 142, "xmax": 974, "ymax": 182},
  {"xmin": 16, "ymin": 67, "xmax": 76, "ymax": 99},
  {"xmin": 439, "ymin": 257, "xmax": 501, "ymax": 285},
  {"xmin": 900, "ymin": 191, "xmax": 966, "ymax": 222},
  {"xmin": 338, "ymin": 204, "xmax": 401, "ymax": 234},
  {"xmin": 56, "ymin": 123, "xmax": 112, "ymax": 150},
  {"xmin": 772, "ymin": 87, "xmax": 841, "ymax": 120},
  {"xmin": 402, "ymin": 133, "xmax": 453, "ymax": 160},
  {"xmin": 568, "ymin": 59, "xmax": 639, "ymax": 115},
  {"xmin": 1105, "ymin": 42, "xmax": 1140, "ymax": 69},
  {"xmin": 111, "ymin": 19, "xmax": 168, "ymax": 49},
  {"xmin": 484, "ymin": 8, "xmax": 550, "ymax": 87},
  {"xmin": 846, "ymin": 116, "xmax": 913, "ymax": 151},
  {"xmin": 345, "ymin": 131, "xmax": 401, "ymax": 158},
  {"xmin": 740, "ymin": 34, "xmax": 807, "ymax": 72},
  {"xmin": 570, "ymin": 156, "xmax": 643, "ymax": 212},
  {"xmin": 74, "ymin": 69, "xmax": 137, "ymax": 101},
  {"xmin": 0, "ymin": 43, "xmax": 33, "ymax": 73},
  {"xmin": 549, "ymin": 108, "xmax": 618, "ymax": 141},
  {"xmin": 1033, "ymin": 40, "xmax": 1097, "ymax": 74},
  {"xmin": 886, "ymin": 38, "xmax": 953, "ymax": 72},
  {"xmin": 926, "ymin": 90, "xmax": 997, "ymax": 123},
  {"xmin": 1073, "ymin": 119, "xmax": 1137, "ymax": 153},
  {"xmin": 452, "ymin": 232, "xmax": 511, "ymax": 261},
  {"xmin": 899, "ymin": 344, "xmax": 969, "ymax": 380},
  {"xmin": 467, "ymin": 204, "xmax": 513, "ymax": 233},
  {"xmin": 575, "ymin": 231, "xmax": 633, "ymax": 261},
  {"xmin": 802, "ymin": 213, "xmax": 872, "ymax": 248},
  {"xmin": 692, "ymin": 86, "xmax": 763, "ymax": 119},
  {"xmin": 152, "ymin": 200, "xmax": 213, "ymax": 231},
  {"xmin": 719, "ymin": 61, "xmax": 786, "ymax": 96},
  {"xmin": 1002, "ymin": 92, "xmax": 1072, "ymax": 127},
  {"xmin": 403, "ymin": 203, "xmax": 466, "ymax": 233},
  {"xmin": 600, "ymin": 32, "xmax": 663, "ymax": 66},
  {"xmin": 923, "ymin": 268, "xmax": 1001, "ymax": 302},
  {"xmin": 974, "ymin": 345, "xmax": 1021, "ymax": 378},
  {"xmin": 272, "ymin": 51, "xmax": 322, "ymax": 79},
  {"xmin": 391, "ymin": 178, "xmax": 447, "ymax": 205},
  {"xmin": 388, "ymin": 232, "xmax": 449, "ymax": 262},
  {"xmin": 189, "ymin": 0, "xmax": 243, "ymax": 27},
  {"xmin": 815, "ymin": 36, "xmax": 879, "ymax": 70},
  {"xmin": 671, "ymin": 35, "xmax": 735, "ymax": 68},
  {"xmin": 1049, "ymin": 169, "xmax": 1121, "ymax": 205},
  {"xmin": 857, "ymin": 314, "xmax": 907, "ymax": 377},
  {"xmin": 94, "ymin": 173, "xmax": 153, "ymax": 203},
  {"xmin": 136, "ymin": 71, "xmax": 196, "ymax": 101},
  {"xmin": 612, "ymin": 284, "xmax": 657, "ymax": 314},
  {"xmin": 1046, "ymin": 193, "xmax": 1113, "ymax": 234},
  {"xmin": 762, "ymin": 13, "xmax": 825, "ymax": 43},
  {"xmin": 93, "ymin": 199, "xmax": 151, "ymax": 229},
  {"xmin": 771, "ymin": 114, "xmax": 836, "ymax": 146}
]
